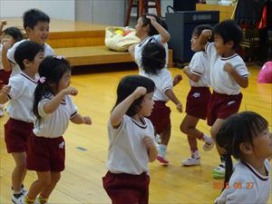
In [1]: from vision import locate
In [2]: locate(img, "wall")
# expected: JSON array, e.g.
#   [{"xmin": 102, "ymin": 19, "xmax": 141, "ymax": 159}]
[{"xmin": 0, "ymin": 0, "xmax": 75, "ymax": 20}]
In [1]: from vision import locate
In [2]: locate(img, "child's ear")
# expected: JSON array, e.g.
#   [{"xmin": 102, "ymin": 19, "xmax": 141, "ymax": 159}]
[
  {"xmin": 240, "ymin": 142, "xmax": 253, "ymax": 154},
  {"xmin": 226, "ymin": 40, "xmax": 234, "ymax": 49}
]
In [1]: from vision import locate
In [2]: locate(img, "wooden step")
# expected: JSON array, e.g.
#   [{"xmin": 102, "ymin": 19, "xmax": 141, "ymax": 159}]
[{"xmin": 54, "ymin": 46, "xmax": 173, "ymax": 67}]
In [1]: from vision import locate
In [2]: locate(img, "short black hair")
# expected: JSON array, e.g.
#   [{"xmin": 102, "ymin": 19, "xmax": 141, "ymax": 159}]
[
  {"xmin": 213, "ymin": 20, "xmax": 243, "ymax": 49},
  {"xmin": 3, "ymin": 27, "xmax": 24, "ymax": 41},
  {"xmin": 23, "ymin": 8, "xmax": 50, "ymax": 29},
  {"xmin": 14, "ymin": 41, "xmax": 44, "ymax": 70}
]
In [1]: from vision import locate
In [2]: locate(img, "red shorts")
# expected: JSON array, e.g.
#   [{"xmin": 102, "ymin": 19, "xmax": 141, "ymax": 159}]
[
  {"xmin": 207, "ymin": 91, "xmax": 243, "ymax": 126},
  {"xmin": 147, "ymin": 101, "xmax": 170, "ymax": 134},
  {"xmin": 4, "ymin": 118, "xmax": 33, "ymax": 153},
  {"xmin": 27, "ymin": 134, "xmax": 65, "ymax": 172},
  {"xmin": 0, "ymin": 69, "xmax": 11, "ymax": 88},
  {"xmin": 102, "ymin": 171, "xmax": 149, "ymax": 204},
  {"xmin": 186, "ymin": 87, "xmax": 211, "ymax": 119}
]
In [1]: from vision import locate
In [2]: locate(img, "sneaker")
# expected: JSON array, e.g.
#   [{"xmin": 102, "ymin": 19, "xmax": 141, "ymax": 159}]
[
  {"xmin": 213, "ymin": 162, "xmax": 225, "ymax": 179},
  {"xmin": 182, "ymin": 156, "xmax": 201, "ymax": 166},
  {"xmin": 203, "ymin": 136, "xmax": 215, "ymax": 151},
  {"xmin": 157, "ymin": 155, "xmax": 169, "ymax": 165},
  {"xmin": 11, "ymin": 193, "xmax": 24, "ymax": 204},
  {"xmin": 0, "ymin": 109, "xmax": 4, "ymax": 117},
  {"xmin": 21, "ymin": 185, "xmax": 27, "ymax": 195}
]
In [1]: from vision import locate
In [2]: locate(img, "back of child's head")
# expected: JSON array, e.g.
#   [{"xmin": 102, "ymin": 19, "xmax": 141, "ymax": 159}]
[
  {"xmin": 141, "ymin": 13, "xmax": 161, "ymax": 36},
  {"xmin": 114, "ymin": 75, "xmax": 155, "ymax": 117},
  {"xmin": 216, "ymin": 111, "xmax": 268, "ymax": 186},
  {"xmin": 142, "ymin": 42, "xmax": 166, "ymax": 75},
  {"xmin": 213, "ymin": 20, "xmax": 243, "ymax": 49},
  {"xmin": 14, "ymin": 40, "xmax": 44, "ymax": 71},
  {"xmin": 3, "ymin": 27, "xmax": 24, "ymax": 42},
  {"xmin": 33, "ymin": 56, "xmax": 72, "ymax": 121},
  {"xmin": 23, "ymin": 8, "xmax": 50, "ymax": 29}
]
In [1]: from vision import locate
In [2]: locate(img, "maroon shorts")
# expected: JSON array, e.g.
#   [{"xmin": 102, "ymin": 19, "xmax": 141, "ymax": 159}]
[
  {"xmin": 27, "ymin": 134, "xmax": 65, "ymax": 172},
  {"xmin": 0, "ymin": 69, "xmax": 11, "ymax": 88},
  {"xmin": 207, "ymin": 91, "xmax": 243, "ymax": 126},
  {"xmin": 147, "ymin": 101, "xmax": 171, "ymax": 134},
  {"xmin": 4, "ymin": 118, "xmax": 33, "ymax": 153},
  {"xmin": 186, "ymin": 87, "xmax": 211, "ymax": 120},
  {"xmin": 102, "ymin": 171, "xmax": 149, "ymax": 204}
]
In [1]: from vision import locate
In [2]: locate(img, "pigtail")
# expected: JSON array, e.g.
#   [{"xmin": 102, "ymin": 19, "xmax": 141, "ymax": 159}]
[{"xmin": 223, "ymin": 153, "xmax": 233, "ymax": 191}]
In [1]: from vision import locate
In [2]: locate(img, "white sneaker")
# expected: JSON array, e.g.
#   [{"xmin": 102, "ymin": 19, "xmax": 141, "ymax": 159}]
[
  {"xmin": 0, "ymin": 109, "xmax": 4, "ymax": 117},
  {"xmin": 21, "ymin": 185, "xmax": 27, "ymax": 195},
  {"xmin": 203, "ymin": 136, "xmax": 215, "ymax": 151},
  {"xmin": 182, "ymin": 156, "xmax": 201, "ymax": 166},
  {"xmin": 11, "ymin": 193, "xmax": 24, "ymax": 204}
]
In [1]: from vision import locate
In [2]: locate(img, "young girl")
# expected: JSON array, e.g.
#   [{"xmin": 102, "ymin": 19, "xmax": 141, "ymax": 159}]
[
  {"xmin": 200, "ymin": 20, "xmax": 249, "ymax": 178},
  {"xmin": 215, "ymin": 111, "xmax": 271, "ymax": 204},
  {"xmin": 0, "ymin": 40, "xmax": 44, "ymax": 204},
  {"xmin": 128, "ymin": 14, "xmax": 170, "ymax": 75},
  {"xmin": 24, "ymin": 56, "xmax": 92, "ymax": 204},
  {"xmin": 180, "ymin": 25, "xmax": 214, "ymax": 167},
  {"xmin": 141, "ymin": 42, "xmax": 182, "ymax": 164},
  {"xmin": 103, "ymin": 75, "xmax": 157, "ymax": 204},
  {"xmin": 0, "ymin": 22, "xmax": 24, "ymax": 116}
]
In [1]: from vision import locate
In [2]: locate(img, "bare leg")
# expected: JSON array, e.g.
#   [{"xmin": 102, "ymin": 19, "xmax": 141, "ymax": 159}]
[
  {"xmin": 160, "ymin": 125, "xmax": 171, "ymax": 146},
  {"xmin": 11, "ymin": 152, "xmax": 27, "ymax": 192},
  {"xmin": 210, "ymin": 118, "xmax": 225, "ymax": 156},
  {"xmin": 40, "ymin": 172, "xmax": 61, "ymax": 199}
]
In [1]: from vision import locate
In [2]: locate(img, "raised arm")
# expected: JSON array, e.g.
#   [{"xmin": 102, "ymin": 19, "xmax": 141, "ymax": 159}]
[
  {"xmin": 110, "ymin": 87, "xmax": 146, "ymax": 127},
  {"xmin": 147, "ymin": 15, "xmax": 170, "ymax": 44}
]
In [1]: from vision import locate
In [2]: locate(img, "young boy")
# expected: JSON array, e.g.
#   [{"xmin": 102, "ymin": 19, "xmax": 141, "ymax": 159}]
[
  {"xmin": 200, "ymin": 20, "xmax": 249, "ymax": 179},
  {"xmin": 4, "ymin": 8, "xmax": 54, "ymax": 77},
  {"xmin": 0, "ymin": 41, "xmax": 44, "ymax": 204}
]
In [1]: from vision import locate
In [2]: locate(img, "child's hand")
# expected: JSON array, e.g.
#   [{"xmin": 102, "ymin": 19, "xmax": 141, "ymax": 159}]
[
  {"xmin": 1, "ymin": 85, "xmax": 11, "ymax": 95},
  {"xmin": 202, "ymin": 29, "xmax": 212, "ymax": 39},
  {"xmin": 146, "ymin": 15, "xmax": 156, "ymax": 24},
  {"xmin": 143, "ymin": 136, "xmax": 156, "ymax": 150},
  {"xmin": 83, "ymin": 116, "xmax": 92, "ymax": 125},
  {"xmin": 0, "ymin": 20, "xmax": 7, "ymax": 26},
  {"xmin": 176, "ymin": 103, "xmax": 182, "ymax": 113},
  {"xmin": 65, "ymin": 87, "xmax": 78, "ymax": 96},
  {"xmin": 133, "ymin": 87, "xmax": 146, "ymax": 99},
  {"xmin": 173, "ymin": 74, "xmax": 182, "ymax": 86},
  {"xmin": 224, "ymin": 62, "xmax": 234, "ymax": 73}
]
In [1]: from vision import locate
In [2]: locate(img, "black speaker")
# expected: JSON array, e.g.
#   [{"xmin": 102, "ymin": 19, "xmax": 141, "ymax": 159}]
[
  {"xmin": 173, "ymin": 0, "xmax": 198, "ymax": 11},
  {"xmin": 166, "ymin": 11, "xmax": 219, "ymax": 63}
]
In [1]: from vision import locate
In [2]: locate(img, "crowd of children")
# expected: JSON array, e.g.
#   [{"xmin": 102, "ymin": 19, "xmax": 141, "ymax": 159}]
[{"xmin": 1, "ymin": 8, "xmax": 271, "ymax": 204}]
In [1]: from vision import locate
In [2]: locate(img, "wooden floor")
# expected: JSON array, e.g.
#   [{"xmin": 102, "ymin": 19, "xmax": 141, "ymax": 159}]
[{"xmin": 0, "ymin": 64, "xmax": 271, "ymax": 204}]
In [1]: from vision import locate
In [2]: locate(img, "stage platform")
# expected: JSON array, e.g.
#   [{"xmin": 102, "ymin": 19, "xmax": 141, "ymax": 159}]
[{"xmin": 4, "ymin": 18, "xmax": 173, "ymax": 67}]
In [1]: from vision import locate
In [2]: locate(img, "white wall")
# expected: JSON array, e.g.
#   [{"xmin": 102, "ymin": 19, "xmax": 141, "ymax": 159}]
[{"xmin": 0, "ymin": 0, "xmax": 75, "ymax": 20}]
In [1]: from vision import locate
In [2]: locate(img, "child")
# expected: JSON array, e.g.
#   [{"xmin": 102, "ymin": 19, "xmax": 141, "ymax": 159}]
[
  {"xmin": 141, "ymin": 42, "xmax": 182, "ymax": 164},
  {"xmin": 102, "ymin": 75, "xmax": 157, "ymax": 204},
  {"xmin": 5, "ymin": 8, "xmax": 54, "ymax": 77},
  {"xmin": 128, "ymin": 14, "xmax": 170, "ymax": 75},
  {"xmin": 0, "ymin": 21, "xmax": 24, "ymax": 116},
  {"xmin": 214, "ymin": 111, "xmax": 271, "ymax": 204},
  {"xmin": 200, "ymin": 20, "xmax": 250, "ymax": 178},
  {"xmin": 180, "ymin": 25, "xmax": 214, "ymax": 167},
  {"xmin": 25, "ymin": 56, "xmax": 92, "ymax": 204},
  {"xmin": 0, "ymin": 41, "xmax": 44, "ymax": 204}
]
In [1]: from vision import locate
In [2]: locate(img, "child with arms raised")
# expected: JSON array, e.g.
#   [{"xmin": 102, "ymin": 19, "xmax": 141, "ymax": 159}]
[
  {"xmin": 180, "ymin": 24, "xmax": 214, "ymax": 166},
  {"xmin": 141, "ymin": 42, "xmax": 182, "ymax": 164},
  {"xmin": 0, "ymin": 41, "xmax": 44, "ymax": 204},
  {"xmin": 5, "ymin": 8, "xmax": 54, "ymax": 77},
  {"xmin": 24, "ymin": 56, "xmax": 92, "ymax": 204},
  {"xmin": 215, "ymin": 111, "xmax": 271, "ymax": 204},
  {"xmin": 200, "ymin": 20, "xmax": 249, "ymax": 178},
  {"xmin": 103, "ymin": 75, "xmax": 157, "ymax": 204}
]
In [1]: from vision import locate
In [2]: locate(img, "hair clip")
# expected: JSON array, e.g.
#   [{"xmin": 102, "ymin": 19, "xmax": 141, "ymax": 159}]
[
  {"xmin": 38, "ymin": 76, "xmax": 46, "ymax": 84},
  {"xmin": 53, "ymin": 55, "xmax": 65, "ymax": 60}
]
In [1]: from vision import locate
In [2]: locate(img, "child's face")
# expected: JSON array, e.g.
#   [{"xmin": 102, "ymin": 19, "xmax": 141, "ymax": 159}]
[
  {"xmin": 58, "ymin": 71, "xmax": 71, "ymax": 92},
  {"xmin": 214, "ymin": 34, "xmax": 233, "ymax": 57},
  {"xmin": 190, "ymin": 34, "xmax": 203, "ymax": 52},
  {"xmin": 252, "ymin": 128, "xmax": 272, "ymax": 160},
  {"xmin": 138, "ymin": 92, "xmax": 154, "ymax": 117},
  {"xmin": 26, "ymin": 21, "xmax": 49, "ymax": 45},
  {"xmin": 135, "ymin": 17, "xmax": 147, "ymax": 38},
  {"xmin": 26, "ymin": 51, "xmax": 45, "ymax": 75},
  {"xmin": 1, "ymin": 34, "xmax": 16, "ymax": 47}
]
